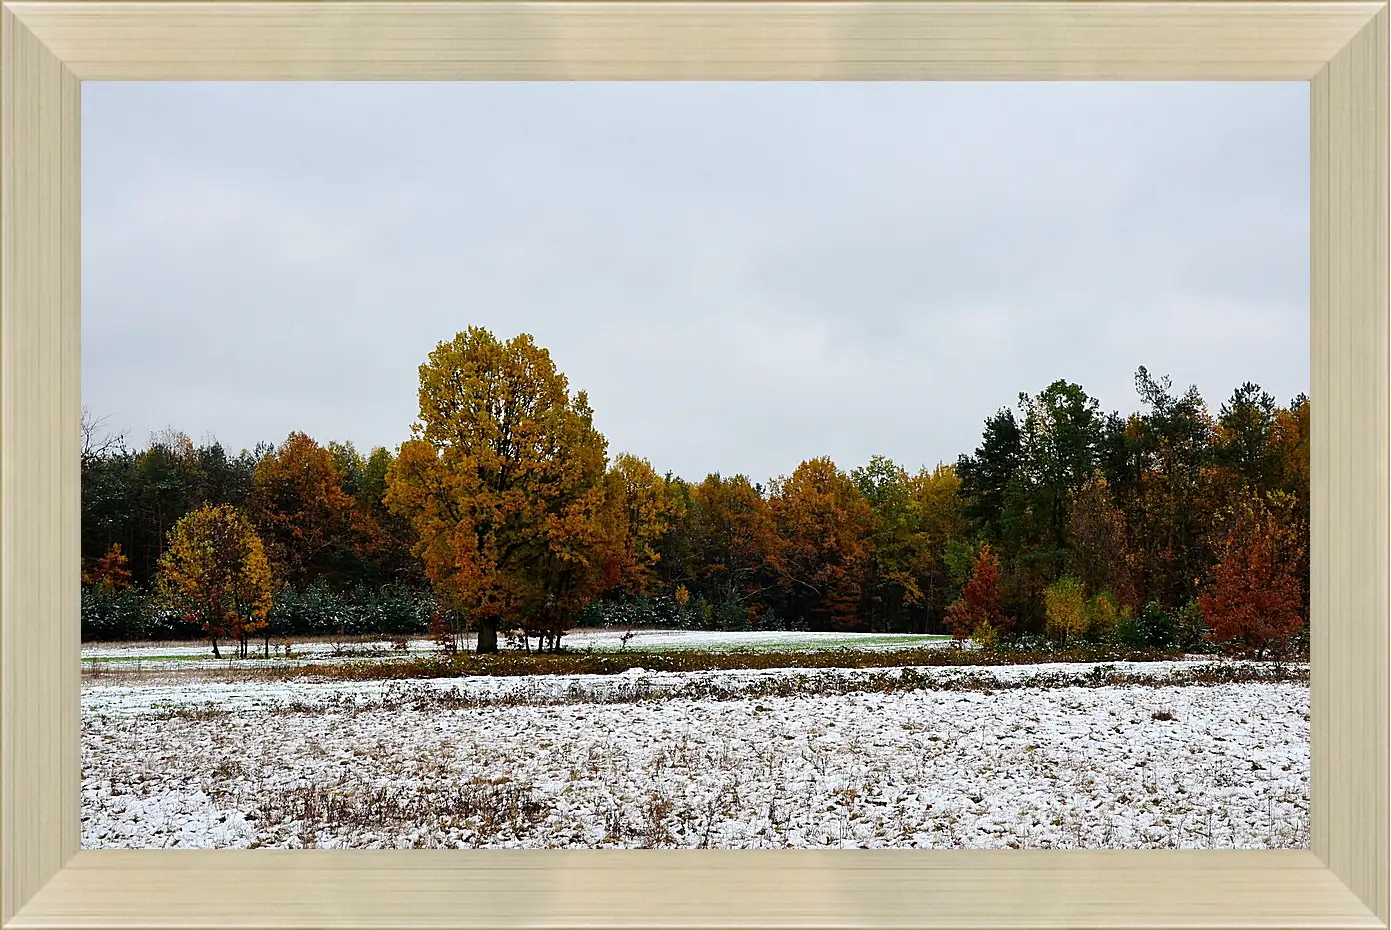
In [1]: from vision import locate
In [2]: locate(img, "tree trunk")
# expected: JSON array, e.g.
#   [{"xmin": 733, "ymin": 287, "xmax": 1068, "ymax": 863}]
[
  {"xmin": 211, "ymin": 637, "xmax": 221, "ymax": 659},
  {"xmin": 476, "ymin": 617, "xmax": 499, "ymax": 654}
]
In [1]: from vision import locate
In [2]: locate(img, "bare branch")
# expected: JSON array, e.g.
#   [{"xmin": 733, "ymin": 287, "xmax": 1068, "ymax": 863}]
[{"xmin": 81, "ymin": 407, "xmax": 127, "ymax": 467}]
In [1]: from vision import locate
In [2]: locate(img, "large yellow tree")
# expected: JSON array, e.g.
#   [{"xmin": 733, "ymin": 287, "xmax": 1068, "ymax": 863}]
[
  {"xmin": 385, "ymin": 328, "xmax": 609, "ymax": 653},
  {"xmin": 156, "ymin": 504, "xmax": 273, "ymax": 658}
]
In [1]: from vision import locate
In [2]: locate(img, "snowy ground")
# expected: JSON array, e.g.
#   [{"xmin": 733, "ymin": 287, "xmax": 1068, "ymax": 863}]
[
  {"xmin": 82, "ymin": 659, "xmax": 1309, "ymax": 851},
  {"xmin": 80, "ymin": 658, "xmax": 1286, "ymax": 717},
  {"xmin": 80, "ymin": 631, "xmax": 955, "ymax": 676}
]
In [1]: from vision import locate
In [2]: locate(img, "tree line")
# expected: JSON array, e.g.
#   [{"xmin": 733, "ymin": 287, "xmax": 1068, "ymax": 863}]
[{"xmin": 82, "ymin": 327, "xmax": 1310, "ymax": 659}]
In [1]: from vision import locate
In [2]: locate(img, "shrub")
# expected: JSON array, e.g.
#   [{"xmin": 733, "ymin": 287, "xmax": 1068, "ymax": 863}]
[
  {"xmin": 83, "ymin": 577, "xmax": 438, "ymax": 644},
  {"xmin": 355, "ymin": 582, "xmax": 436, "ymax": 636},
  {"xmin": 1083, "ymin": 589, "xmax": 1123, "ymax": 642},
  {"xmin": 1172, "ymin": 599, "xmax": 1219, "ymax": 654},
  {"xmin": 1000, "ymin": 631, "xmax": 1052, "ymax": 654},
  {"xmin": 265, "ymin": 581, "xmax": 435, "ymax": 640},
  {"xmin": 1119, "ymin": 600, "xmax": 1173, "ymax": 649},
  {"xmin": 81, "ymin": 583, "xmax": 149, "ymax": 642},
  {"xmin": 572, "ymin": 593, "xmax": 708, "ymax": 631},
  {"xmin": 1043, "ymin": 576, "xmax": 1087, "ymax": 646},
  {"xmin": 971, "ymin": 620, "xmax": 999, "ymax": 652}
]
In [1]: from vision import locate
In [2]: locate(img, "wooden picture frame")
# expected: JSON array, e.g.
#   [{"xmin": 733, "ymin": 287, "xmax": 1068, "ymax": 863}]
[{"xmin": 1, "ymin": 2, "xmax": 1386, "ymax": 927}]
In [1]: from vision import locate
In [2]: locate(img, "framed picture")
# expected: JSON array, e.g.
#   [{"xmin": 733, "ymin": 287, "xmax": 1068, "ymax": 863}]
[{"xmin": 2, "ymin": 2, "xmax": 1386, "ymax": 928}]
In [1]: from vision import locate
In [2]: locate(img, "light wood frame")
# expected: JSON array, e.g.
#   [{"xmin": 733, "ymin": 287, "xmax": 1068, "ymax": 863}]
[{"xmin": 0, "ymin": 1, "xmax": 1386, "ymax": 927}]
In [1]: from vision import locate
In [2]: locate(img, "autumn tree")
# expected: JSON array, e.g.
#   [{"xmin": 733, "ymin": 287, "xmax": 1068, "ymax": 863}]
[
  {"xmin": 1197, "ymin": 490, "xmax": 1307, "ymax": 660},
  {"xmin": 350, "ymin": 446, "xmax": 424, "ymax": 586},
  {"xmin": 1271, "ymin": 395, "xmax": 1311, "ymax": 621},
  {"xmin": 82, "ymin": 429, "xmax": 264, "ymax": 591},
  {"xmin": 81, "ymin": 542, "xmax": 140, "ymax": 642},
  {"xmin": 1272, "ymin": 395, "xmax": 1311, "ymax": 499},
  {"xmin": 908, "ymin": 464, "xmax": 968, "ymax": 631},
  {"xmin": 84, "ymin": 543, "xmax": 133, "ymax": 594},
  {"xmin": 651, "ymin": 475, "xmax": 696, "ymax": 591},
  {"xmin": 384, "ymin": 328, "xmax": 609, "ymax": 653},
  {"xmin": 592, "ymin": 453, "xmax": 681, "ymax": 600},
  {"xmin": 1043, "ymin": 575, "xmax": 1087, "ymax": 646},
  {"xmin": 769, "ymin": 457, "xmax": 874, "ymax": 631},
  {"xmin": 1084, "ymin": 589, "xmax": 1124, "ymax": 641},
  {"xmin": 248, "ymin": 432, "xmax": 358, "ymax": 591},
  {"xmin": 943, "ymin": 543, "xmax": 1010, "ymax": 644},
  {"xmin": 681, "ymin": 473, "xmax": 780, "ymax": 627},
  {"xmin": 155, "ymin": 504, "xmax": 273, "ymax": 658},
  {"xmin": 1066, "ymin": 476, "xmax": 1137, "ymax": 609},
  {"xmin": 852, "ymin": 457, "xmax": 925, "ymax": 632}
]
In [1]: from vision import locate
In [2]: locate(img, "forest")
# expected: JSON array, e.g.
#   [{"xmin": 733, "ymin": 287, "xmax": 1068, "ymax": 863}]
[{"xmin": 81, "ymin": 327, "xmax": 1310, "ymax": 659}]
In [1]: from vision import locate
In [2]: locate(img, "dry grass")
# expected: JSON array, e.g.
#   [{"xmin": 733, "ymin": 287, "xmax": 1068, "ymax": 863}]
[
  {"xmin": 131, "ymin": 661, "xmax": 1308, "ymax": 723},
  {"xmin": 258, "ymin": 778, "xmax": 548, "ymax": 846},
  {"xmin": 249, "ymin": 646, "xmax": 1201, "ymax": 683}
]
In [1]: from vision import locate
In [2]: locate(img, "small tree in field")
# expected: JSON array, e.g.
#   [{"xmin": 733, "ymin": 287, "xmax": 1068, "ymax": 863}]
[
  {"xmin": 944, "ymin": 543, "xmax": 1009, "ymax": 645},
  {"xmin": 1043, "ymin": 575, "xmax": 1087, "ymax": 647},
  {"xmin": 156, "ymin": 504, "xmax": 273, "ymax": 659},
  {"xmin": 1197, "ymin": 490, "xmax": 1306, "ymax": 660}
]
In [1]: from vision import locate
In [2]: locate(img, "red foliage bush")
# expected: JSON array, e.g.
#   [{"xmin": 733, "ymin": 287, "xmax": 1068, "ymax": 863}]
[
  {"xmin": 1197, "ymin": 491, "xmax": 1306, "ymax": 659},
  {"xmin": 944, "ymin": 543, "xmax": 1012, "ymax": 642}
]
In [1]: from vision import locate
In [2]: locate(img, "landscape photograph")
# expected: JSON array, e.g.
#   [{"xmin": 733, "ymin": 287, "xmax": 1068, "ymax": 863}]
[{"xmin": 80, "ymin": 80, "xmax": 1310, "ymax": 850}]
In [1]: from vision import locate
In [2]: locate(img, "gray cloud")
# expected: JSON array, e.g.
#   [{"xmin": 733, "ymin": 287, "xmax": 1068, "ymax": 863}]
[{"xmin": 83, "ymin": 81, "xmax": 1308, "ymax": 485}]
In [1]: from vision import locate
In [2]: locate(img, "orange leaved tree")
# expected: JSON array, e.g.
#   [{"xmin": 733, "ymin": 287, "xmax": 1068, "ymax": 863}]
[
  {"xmin": 248, "ymin": 431, "xmax": 357, "ymax": 590},
  {"xmin": 84, "ymin": 542, "xmax": 134, "ymax": 594},
  {"xmin": 769, "ymin": 457, "xmax": 874, "ymax": 631}
]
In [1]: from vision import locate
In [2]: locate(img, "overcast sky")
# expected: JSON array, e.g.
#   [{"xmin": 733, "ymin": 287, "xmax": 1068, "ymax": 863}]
[{"xmin": 82, "ymin": 81, "xmax": 1308, "ymax": 485}]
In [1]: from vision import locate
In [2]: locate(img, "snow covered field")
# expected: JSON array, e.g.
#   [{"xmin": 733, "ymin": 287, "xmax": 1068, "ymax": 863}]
[
  {"xmin": 82, "ymin": 659, "xmax": 1309, "ymax": 851},
  {"xmin": 81, "ymin": 630, "xmax": 955, "ymax": 673}
]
